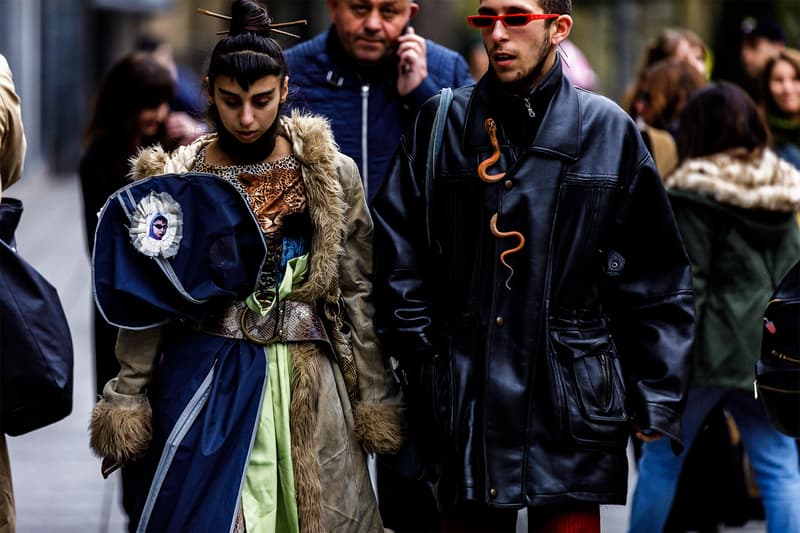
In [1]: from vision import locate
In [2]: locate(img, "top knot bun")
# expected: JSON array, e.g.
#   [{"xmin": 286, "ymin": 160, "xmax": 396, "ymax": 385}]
[{"xmin": 229, "ymin": 0, "xmax": 272, "ymax": 36}]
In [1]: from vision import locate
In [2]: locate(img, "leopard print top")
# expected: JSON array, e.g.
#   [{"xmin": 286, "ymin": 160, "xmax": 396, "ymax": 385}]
[{"xmin": 194, "ymin": 146, "xmax": 307, "ymax": 239}]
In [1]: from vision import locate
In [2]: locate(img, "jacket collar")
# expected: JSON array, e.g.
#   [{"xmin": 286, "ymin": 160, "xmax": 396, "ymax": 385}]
[{"xmin": 464, "ymin": 54, "xmax": 580, "ymax": 160}]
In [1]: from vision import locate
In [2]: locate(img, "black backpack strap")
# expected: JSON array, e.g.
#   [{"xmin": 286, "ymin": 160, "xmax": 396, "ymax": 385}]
[{"xmin": 425, "ymin": 87, "xmax": 453, "ymax": 249}]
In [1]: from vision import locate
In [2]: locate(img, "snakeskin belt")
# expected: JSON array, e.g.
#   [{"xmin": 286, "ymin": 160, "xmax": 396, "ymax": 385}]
[{"xmin": 195, "ymin": 299, "xmax": 331, "ymax": 346}]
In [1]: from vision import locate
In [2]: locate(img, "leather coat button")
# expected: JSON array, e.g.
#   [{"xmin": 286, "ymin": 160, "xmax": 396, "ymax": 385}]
[
  {"xmin": 489, "ymin": 488, "xmax": 498, "ymax": 498},
  {"xmin": 496, "ymin": 316, "xmax": 504, "ymax": 327},
  {"xmin": 504, "ymin": 179, "xmax": 513, "ymax": 190}
]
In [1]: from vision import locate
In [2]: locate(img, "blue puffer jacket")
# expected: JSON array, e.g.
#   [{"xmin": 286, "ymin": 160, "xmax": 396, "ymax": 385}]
[{"xmin": 286, "ymin": 27, "xmax": 473, "ymax": 201}]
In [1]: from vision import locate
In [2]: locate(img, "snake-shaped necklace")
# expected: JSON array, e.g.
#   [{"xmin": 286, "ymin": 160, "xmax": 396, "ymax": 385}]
[{"xmin": 478, "ymin": 118, "xmax": 525, "ymax": 290}]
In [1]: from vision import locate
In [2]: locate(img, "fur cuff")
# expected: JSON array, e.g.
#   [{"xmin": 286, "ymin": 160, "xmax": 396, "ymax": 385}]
[
  {"xmin": 89, "ymin": 379, "xmax": 152, "ymax": 463},
  {"xmin": 353, "ymin": 402, "xmax": 407, "ymax": 454}
]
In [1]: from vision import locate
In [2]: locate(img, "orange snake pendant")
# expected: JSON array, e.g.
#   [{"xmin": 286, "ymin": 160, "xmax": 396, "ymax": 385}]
[
  {"xmin": 477, "ymin": 118, "xmax": 506, "ymax": 182},
  {"xmin": 490, "ymin": 213, "xmax": 524, "ymax": 290},
  {"xmin": 479, "ymin": 118, "xmax": 525, "ymax": 290}
]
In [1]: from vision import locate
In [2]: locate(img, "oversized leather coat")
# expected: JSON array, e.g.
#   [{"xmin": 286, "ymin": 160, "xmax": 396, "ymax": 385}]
[{"xmin": 372, "ymin": 60, "xmax": 695, "ymax": 508}]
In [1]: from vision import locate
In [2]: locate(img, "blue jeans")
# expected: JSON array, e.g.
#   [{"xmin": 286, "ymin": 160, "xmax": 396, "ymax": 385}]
[{"xmin": 629, "ymin": 386, "xmax": 800, "ymax": 533}]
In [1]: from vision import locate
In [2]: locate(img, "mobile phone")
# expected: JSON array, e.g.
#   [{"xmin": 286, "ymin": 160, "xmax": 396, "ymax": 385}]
[{"xmin": 401, "ymin": 22, "xmax": 412, "ymax": 74}]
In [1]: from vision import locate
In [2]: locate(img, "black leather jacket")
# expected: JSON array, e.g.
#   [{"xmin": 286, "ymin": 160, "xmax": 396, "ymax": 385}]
[{"xmin": 372, "ymin": 59, "xmax": 695, "ymax": 508}]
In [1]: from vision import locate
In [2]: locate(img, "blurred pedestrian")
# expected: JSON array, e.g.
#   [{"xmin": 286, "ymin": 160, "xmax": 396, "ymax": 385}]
[
  {"xmin": 135, "ymin": 36, "xmax": 210, "ymax": 147},
  {"xmin": 760, "ymin": 48, "xmax": 800, "ymax": 169},
  {"xmin": 623, "ymin": 28, "xmax": 708, "ymax": 114},
  {"xmin": 0, "ymin": 54, "xmax": 25, "ymax": 201},
  {"xmin": 628, "ymin": 59, "xmax": 707, "ymax": 178},
  {"xmin": 80, "ymin": 50, "xmax": 174, "ymax": 396},
  {"xmin": 284, "ymin": 0, "xmax": 473, "ymax": 203},
  {"xmin": 740, "ymin": 17, "xmax": 786, "ymax": 99},
  {"xmin": 372, "ymin": 0, "xmax": 696, "ymax": 531},
  {"xmin": 78, "ymin": 51, "xmax": 173, "ymax": 529},
  {"xmin": 629, "ymin": 81, "xmax": 800, "ymax": 533},
  {"xmin": 88, "ymin": 1, "xmax": 404, "ymax": 532},
  {"xmin": 0, "ymin": 51, "xmax": 26, "ymax": 533}
]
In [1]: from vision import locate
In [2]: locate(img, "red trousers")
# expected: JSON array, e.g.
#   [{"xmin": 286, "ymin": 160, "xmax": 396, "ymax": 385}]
[{"xmin": 440, "ymin": 502, "xmax": 600, "ymax": 533}]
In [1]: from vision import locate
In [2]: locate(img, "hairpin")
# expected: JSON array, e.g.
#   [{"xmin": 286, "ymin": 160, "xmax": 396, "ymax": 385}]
[{"xmin": 196, "ymin": 8, "xmax": 307, "ymax": 39}]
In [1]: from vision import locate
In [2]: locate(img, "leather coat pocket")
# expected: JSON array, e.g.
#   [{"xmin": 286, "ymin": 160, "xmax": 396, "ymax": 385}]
[{"xmin": 550, "ymin": 325, "xmax": 629, "ymax": 447}]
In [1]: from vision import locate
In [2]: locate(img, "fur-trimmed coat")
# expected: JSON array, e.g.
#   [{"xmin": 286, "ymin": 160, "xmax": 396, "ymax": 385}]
[
  {"xmin": 89, "ymin": 112, "xmax": 405, "ymax": 532},
  {"xmin": 665, "ymin": 148, "xmax": 800, "ymax": 389}
]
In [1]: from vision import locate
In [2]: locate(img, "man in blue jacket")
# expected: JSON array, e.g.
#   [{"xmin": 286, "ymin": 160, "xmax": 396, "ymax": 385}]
[{"xmin": 285, "ymin": 0, "xmax": 473, "ymax": 203}]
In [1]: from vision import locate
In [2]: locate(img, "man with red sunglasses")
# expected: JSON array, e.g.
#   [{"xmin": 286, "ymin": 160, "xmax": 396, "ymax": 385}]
[{"xmin": 372, "ymin": 0, "xmax": 696, "ymax": 531}]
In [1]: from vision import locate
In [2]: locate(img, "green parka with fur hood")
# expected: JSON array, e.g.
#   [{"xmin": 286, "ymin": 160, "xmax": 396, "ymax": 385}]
[{"xmin": 665, "ymin": 148, "xmax": 800, "ymax": 390}]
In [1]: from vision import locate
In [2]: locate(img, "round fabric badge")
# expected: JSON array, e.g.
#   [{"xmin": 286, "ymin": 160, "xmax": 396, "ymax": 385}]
[{"xmin": 129, "ymin": 191, "xmax": 183, "ymax": 258}]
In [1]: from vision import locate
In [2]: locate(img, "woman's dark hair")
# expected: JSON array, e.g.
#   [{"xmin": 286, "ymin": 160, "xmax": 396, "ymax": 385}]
[
  {"xmin": 205, "ymin": 0, "xmax": 288, "ymax": 94},
  {"xmin": 83, "ymin": 51, "xmax": 174, "ymax": 146},
  {"xmin": 760, "ymin": 49, "xmax": 800, "ymax": 119},
  {"xmin": 676, "ymin": 81, "xmax": 770, "ymax": 160},
  {"xmin": 635, "ymin": 59, "xmax": 707, "ymax": 130}
]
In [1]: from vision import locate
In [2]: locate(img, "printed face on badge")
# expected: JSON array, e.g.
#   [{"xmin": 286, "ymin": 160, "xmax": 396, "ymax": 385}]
[{"xmin": 150, "ymin": 215, "xmax": 168, "ymax": 240}]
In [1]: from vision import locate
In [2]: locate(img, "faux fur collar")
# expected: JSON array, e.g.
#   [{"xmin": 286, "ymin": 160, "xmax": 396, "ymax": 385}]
[
  {"xmin": 665, "ymin": 148, "xmax": 800, "ymax": 212},
  {"xmin": 129, "ymin": 111, "xmax": 346, "ymax": 303}
]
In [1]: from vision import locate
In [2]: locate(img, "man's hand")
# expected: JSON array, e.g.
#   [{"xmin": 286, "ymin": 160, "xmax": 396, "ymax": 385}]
[{"xmin": 396, "ymin": 27, "xmax": 427, "ymax": 96}]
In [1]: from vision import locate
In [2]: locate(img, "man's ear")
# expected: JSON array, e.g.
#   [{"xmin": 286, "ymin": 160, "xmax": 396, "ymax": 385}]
[
  {"xmin": 550, "ymin": 15, "xmax": 573, "ymax": 46},
  {"xmin": 409, "ymin": 1, "xmax": 420, "ymax": 19}
]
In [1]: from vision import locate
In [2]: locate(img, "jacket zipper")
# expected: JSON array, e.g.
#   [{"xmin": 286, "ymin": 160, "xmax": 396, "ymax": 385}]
[
  {"xmin": 599, "ymin": 352, "xmax": 610, "ymax": 410},
  {"xmin": 361, "ymin": 84, "xmax": 370, "ymax": 198},
  {"xmin": 523, "ymin": 98, "xmax": 535, "ymax": 118}
]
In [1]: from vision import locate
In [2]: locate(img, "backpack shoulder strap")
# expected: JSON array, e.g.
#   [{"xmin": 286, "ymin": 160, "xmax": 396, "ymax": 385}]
[{"xmin": 425, "ymin": 87, "xmax": 453, "ymax": 248}]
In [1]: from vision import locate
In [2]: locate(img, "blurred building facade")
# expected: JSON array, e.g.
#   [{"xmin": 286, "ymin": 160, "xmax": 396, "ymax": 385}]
[{"xmin": 0, "ymin": 0, "xmax": 797, "ymax": 176}]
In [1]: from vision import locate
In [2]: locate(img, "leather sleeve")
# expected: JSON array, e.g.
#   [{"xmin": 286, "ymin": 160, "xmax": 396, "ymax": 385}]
[
  {"xmin": 371, "ymin": 98, "xmax": 439, "ymax": 366},
  {"xmin": 604, "ymin": 149, "xmax": 696, "ymax": 453}
]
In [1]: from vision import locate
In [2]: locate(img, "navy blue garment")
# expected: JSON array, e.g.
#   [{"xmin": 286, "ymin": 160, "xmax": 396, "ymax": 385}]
[
  {"xmin": 285, "ymin": 28, "xmax": 473, "ymax": 202},
  {"xmin": 93, "ymin": 172, "xmax": 267, "ymax": 328},
  {"xmin": 124, "ymin": 328, "xmax": 268, "ymax": 532}
]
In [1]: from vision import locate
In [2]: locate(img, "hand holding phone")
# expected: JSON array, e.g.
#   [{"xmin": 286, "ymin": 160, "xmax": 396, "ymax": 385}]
[{"xmin": 396, "ymin": 25, "xmax": 428, "ymax": 96}]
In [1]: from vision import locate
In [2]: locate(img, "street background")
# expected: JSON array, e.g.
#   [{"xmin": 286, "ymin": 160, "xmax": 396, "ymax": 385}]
[{"xmin": 2, "ymin": 0, "xmax": 797, "ymax": 531}]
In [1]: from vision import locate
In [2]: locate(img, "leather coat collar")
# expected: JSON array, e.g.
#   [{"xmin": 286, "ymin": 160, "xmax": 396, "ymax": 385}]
[{"xmin": 464, "ymin": 54, "xmax": 580, "ymax": 161}]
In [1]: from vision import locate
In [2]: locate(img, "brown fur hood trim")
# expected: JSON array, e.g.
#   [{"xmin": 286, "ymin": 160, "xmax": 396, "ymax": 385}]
[
  {"xmin": 129, "ymin": 111, "xmax": 347, "ymax": 303},
  {"xmin": 665, "ymin": 148, "xmax": 800, "ymax": 212}
]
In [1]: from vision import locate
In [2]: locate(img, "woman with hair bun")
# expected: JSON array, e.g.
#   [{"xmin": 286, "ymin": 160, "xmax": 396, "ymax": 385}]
[{"xmin": 87, "ymin": 2, "xmax": 405, "ymax": 532}]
